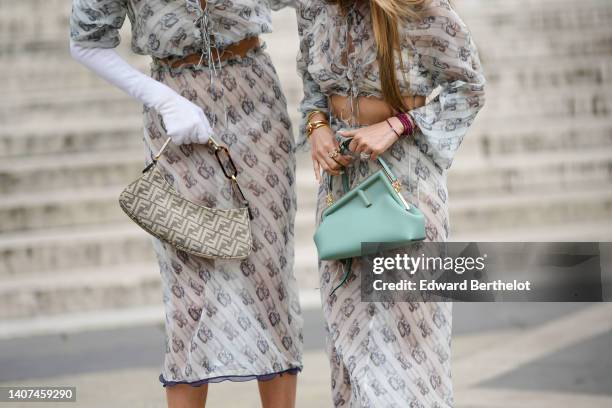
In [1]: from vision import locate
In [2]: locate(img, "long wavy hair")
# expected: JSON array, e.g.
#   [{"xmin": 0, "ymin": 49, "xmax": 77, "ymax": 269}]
[{"xmin": 331, "ymin": 0, "xmax": 430, "ymax": 112}]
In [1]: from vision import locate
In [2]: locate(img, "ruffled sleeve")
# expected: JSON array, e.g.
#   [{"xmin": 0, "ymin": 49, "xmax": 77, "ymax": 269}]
[
  {"xmin": 407, "ymin": 0, "xmax": 486, "ymax": 170},
  {"xmin": 295, "ymin": 1, "xmax": 330, "ymax": 150},
  {"xmin": 70, "ymin": 0, "xmax": 128, "ymax": 48}
]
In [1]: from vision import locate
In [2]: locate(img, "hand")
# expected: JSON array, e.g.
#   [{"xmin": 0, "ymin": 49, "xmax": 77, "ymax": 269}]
[
  {"xmin": 309, "ymin": 125, "xmax": 353, "ymax": 183},
  {"xmin": 69, "ymin": 42, "xmax": 212, "ymax": 146},
  {"xmin": 157, "ymin": 93, "xmax": 213, "ymax": 145},
  {"xmin": 339, "ymin": 117, "xmax": 402, "ymax": 160}
]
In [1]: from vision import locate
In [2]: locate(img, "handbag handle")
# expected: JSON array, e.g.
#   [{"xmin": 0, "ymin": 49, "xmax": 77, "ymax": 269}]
[
  {"xmin": 145, "ymin": 136, "xmax": 253, "ymax": 220},
  {"xmin": 326, "ymin": 138, "xmax": 411, "ymax": 211}
]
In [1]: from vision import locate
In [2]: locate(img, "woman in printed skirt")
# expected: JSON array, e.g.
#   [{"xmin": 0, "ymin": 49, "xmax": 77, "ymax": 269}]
[
  {"xmin": 69, "ymin": 1, "xmax": 303, "ymax": 407},
  {"xmin": 297, "ymin": 0, "xmax": 486, "ymax": 406}
]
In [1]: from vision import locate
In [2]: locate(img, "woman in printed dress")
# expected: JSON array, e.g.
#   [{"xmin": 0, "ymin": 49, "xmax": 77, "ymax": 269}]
[
  {"xmin": 69, "ymin": 0, "xmax": 302, "ymax": 406},
  {"xmin": 297, "ymin": 0, "xmax": 486, "ymax": 406}
]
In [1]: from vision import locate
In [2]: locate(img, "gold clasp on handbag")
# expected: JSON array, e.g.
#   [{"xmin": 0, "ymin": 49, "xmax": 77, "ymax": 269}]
[
  {"xmin": 380, "ymin": 165, "xmax": 411, "ymax": 211},
  {"xmin": 391, "ymin": 180, "xmax": 401, "ymax": 193},
  {"xmin": 207, "ymin": 136, "xmax": 220, "ymax": 151}
]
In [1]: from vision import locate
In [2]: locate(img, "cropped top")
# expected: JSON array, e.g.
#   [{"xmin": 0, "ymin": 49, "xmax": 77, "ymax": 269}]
[{"xmin": 296, "ymin": 0, "xmax": 486, "ymax": 169}]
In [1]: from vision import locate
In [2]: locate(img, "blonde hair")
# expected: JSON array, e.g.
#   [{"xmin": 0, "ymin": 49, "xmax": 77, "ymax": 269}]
[{"xmin": 333, "ymin": 0, "xmax": 430, "ymax": 112}]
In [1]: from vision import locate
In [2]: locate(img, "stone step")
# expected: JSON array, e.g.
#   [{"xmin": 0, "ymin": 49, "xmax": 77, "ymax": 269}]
[
  {"xmin": 295, "ymin": 218, "xmax": 612, "ymax": 264},
  {"xmin": 0, "ymin": 150, "xmax": 145, "ymax": 195},
  {"xmin": 0, "ymin": 152, "xmax": 611, "ymax": 274},
  {"xmin": 5, "ymin": 23, "xmax": 609, "ymax": 64},
  {"xmin": 3, "ymin": 146, "xmax": 609, "ymax": 273},
  {"xmin": 0, "ymin": 217, "xmax": 318, "ymax": 284},
  {"xmin": 0, "ymin": 262, "xmax": 162, "ymax": 320},
  {"xmin": 466, "ymin": 10, "xmax": 612, "ymax": 38},
  {"xmin": 449, "ymin": 186, "xmax": 612, "ymax": 233},
  {"xmin": 0, "ymin": 222, "xmax": 155, "ymax": 278},
  {"xmin": 0, "ymin": 247, "xmax": 319, "ymax": 320},
  {"xmin": 473, "ymin": 31, "xmax": 612, "ymax": 59},
  {"xmin": 484, "ymin": 56, "xmax": 612, "ymax": 91},
  {"xmin": 294, "ymin": 218, "xmax": 612, "ymax": 289},
  {"xmin": 449, "ymin": 218, "xmax": 612, "ymax": 242},
  {"xmin": 2, "ymin": 218, "xmax": 612, "ymax": 321},
  {"xmin": 294, "ymin": 186, "xmax": 612, "ymax": 236},
  {"xmin": 0, "ymin": 89, "xmax": 303, "ymax": 137},
  {"xmin": 2, "ymin": 0, "xmax": 609, "ymax": 51},
  {"xmin": 481, "ymin": 84, "xmax": 612, "ymax": 121},
  {"xmin": 0, "ymin": 0, "xmax": 74, "ymax": 45},
  {"xmin": 3, "ymin": 140, "xmax": 610, "ymax": 195},
  {"xmin": 295, "ymin": 148, "xmax": 612, "ymax": 201},
  {"xmin": 0, "ymin": 88, "xmax": 143, "ymax": 125},
  {"xmin": 448, "ymin": 148, "xmax": 612, "ymax": 196},
  {"xmin": 2, "ymin": 63, "xmax": 144, "ymax": 96},
  {"xmin": 4, "ymin": 55, "xmax": 611, "ymax": 100},
  {"xmin": 3, "ymin": 83, "xmax": 610, "ymax": 131},
  {"xmin": 4, "ymin": 42, "xmax": 612, "ymax": 97},
  {"xmin": 2, "ymin": 110, "xmax": 609, "ymax": 162},
  {"xmin": 459, "ymin": 0, "xmax": 612, "ymax": 35},
  {"xmin": 464, "ymin": 117, "xmax": 612, "ymax": 157},
  {"xmin": 0, "ymin": 186, "xmax": 127, "ymax": 233},
  {"xmin": 2, "ymin": 148, "xmax": 611, "ymax": 233},
  {"xmin": 0, "ymin": 54, "xmax": 150, "ymax": 95},
  {"xmin": 0, "ymin": 118, "xmax": 143, "ymax": 158}
]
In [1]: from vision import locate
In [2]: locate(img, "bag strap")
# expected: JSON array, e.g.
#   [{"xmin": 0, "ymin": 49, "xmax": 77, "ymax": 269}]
[
  {"xmin": 145, "ymin": 136, "xmax": 253, "ymax": 220},
  {"xmin": 330, "ymin": 258, "xmax": 352, "ymax": 298}
]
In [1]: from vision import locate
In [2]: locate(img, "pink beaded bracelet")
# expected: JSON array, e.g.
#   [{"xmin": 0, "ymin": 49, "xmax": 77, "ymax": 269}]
[{"xmin": 395, "ymin": 112, "xmax": 415, "ymax": 136}]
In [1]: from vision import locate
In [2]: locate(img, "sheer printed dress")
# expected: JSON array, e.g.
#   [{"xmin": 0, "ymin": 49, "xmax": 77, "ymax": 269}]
[
  {"xmin": 70, "ymin": 0, "xmax": 303, "ymax": 386},
  {"xmin": 296, "ymin": 0, "xmax": 486, "ymax": 406}
]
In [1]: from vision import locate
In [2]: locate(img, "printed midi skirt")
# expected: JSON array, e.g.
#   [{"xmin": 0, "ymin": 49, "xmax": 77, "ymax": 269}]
[
  {"xmin": 316, "ymin": 118, "xmax": 453, "ymax": 407},
  {"xmin": 141, "ymin": 45, "xmax": 303, "ymax": 386}
]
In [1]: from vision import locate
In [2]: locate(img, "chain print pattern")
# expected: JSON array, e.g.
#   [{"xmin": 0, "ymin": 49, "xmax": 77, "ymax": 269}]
[
  {"xmin": 144, "ymin": 48, "xmax": 303, "ymax": 386},
  {"xmin": 70, "ymin": 0, "xmax": 303, "ymax": 387},
  {"xmin": 296, "ymin": 0, "xmax": 486, "ymax": 406},
  {"xmin": 317, "ymin": 119, "xmax": 454, "ymax": 407}
]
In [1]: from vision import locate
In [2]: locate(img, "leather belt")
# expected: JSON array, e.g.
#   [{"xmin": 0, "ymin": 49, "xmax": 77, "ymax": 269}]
[{"xmin": 155, "ymin": 36, "xmax": 261, "ymax": 69}]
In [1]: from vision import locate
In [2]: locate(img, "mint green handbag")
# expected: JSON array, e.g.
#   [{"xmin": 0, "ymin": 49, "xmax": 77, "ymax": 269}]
[{"xmin": 313, "ymin": 139, "xmax": 426, "ymax": 294}]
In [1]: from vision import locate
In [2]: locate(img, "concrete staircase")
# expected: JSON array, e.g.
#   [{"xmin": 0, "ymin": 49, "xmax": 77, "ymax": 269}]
[{"xmin": 0, "ymin": 1, "xmax": 611, "ymax": 322}]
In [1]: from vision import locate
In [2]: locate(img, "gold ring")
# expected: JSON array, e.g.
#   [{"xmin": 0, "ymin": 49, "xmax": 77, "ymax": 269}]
[{"xmin": 328, "ymin": 149, "xmax": 340, "ymax": 159}]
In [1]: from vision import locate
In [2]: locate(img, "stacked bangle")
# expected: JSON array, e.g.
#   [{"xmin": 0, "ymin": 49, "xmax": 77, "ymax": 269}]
[
  {"xmin": 306, "ymin": 110, "xmax": 326, "ymax": 123},
  {"xmin": 306, "ymin": 110, "xmax": 329, "ymax": 138},
  {"xmin": 395, "ymin": 112, "xmax": 416, "ymax": 136},
  {"xmin": 307, "ymin": 120, "xmax": 329, "ymax": 138}
]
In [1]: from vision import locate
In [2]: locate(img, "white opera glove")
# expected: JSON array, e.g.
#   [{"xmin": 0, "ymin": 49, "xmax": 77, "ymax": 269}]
[{"xmin": 69, "ymin": 40, "xmax": 212, "ymax": 145}]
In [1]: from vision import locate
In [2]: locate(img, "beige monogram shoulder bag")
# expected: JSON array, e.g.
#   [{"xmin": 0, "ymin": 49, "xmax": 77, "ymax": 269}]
[{"xmin": 118, "ymin": 136, "xmax": 253, "ymax": 259}]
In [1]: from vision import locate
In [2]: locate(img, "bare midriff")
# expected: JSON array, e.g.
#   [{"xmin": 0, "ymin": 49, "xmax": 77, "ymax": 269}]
[{"xmin": 328, "ymin": 94, "xmax": 426, "ymax": 126}]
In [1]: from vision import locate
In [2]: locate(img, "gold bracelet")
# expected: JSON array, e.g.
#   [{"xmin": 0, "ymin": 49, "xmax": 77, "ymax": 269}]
[
  {"xmin": 307, "ymin": 110, "xmax": 327, "ymax": 124},
  {"xmin": 306, "ymin": 120, "xmax": 329, "ymax": 138}
]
